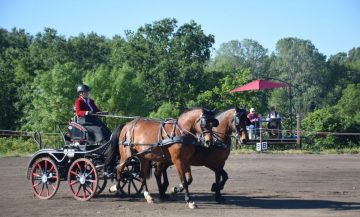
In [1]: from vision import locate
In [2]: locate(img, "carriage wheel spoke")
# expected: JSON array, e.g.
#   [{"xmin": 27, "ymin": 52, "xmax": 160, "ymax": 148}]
[
  {"xmin": 49, "ymin": 175, "xmax": 58, "ymax": 180},
  {"xmin": 127, "ymin": 179, "xmax": 131, "ymax": 195},
  {"xmin": 33, "ymin": 180, "xmax": 41, "ymax": 188},
  {"xmin": 70, "ymin": 171, "xmax": 79, "ymax": 176},
  {"xmin": 39, "ymin": 183, "xmax": 45, "ymax": 196},
  {"xmin": 37, "ymin": 163, "xmax": 43, "ymax": 173},
  {"xmin": 70, "ymin": 180, "xmax": 79, "ymax": 186},
  {"xmin": 46, "ymin": 184, "xmax": 50, "ymax": 197},
  {"xmin": 75, "ymin": 185, "xmax": 81, "ymax": 196},
  {"xmin": 76, "ymin": 162, "xmax": 81, "ymax": 170},
  {"xmin": 88, "ymin": 168, "xmax": 95, "ymax": 175},
  {"xmin": 131, "ymin": 180, "xmax": 139, "ymax": 193},
  {"xmin": 85, "ymin": 185, "xmax": 94, "ymax": 195},
  {"xmin": 32, "ymin": 172, "xmax": 41, "ymax": 178}
]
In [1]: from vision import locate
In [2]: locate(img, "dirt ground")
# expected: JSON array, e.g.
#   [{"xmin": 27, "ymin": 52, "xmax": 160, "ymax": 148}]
[{"xmin": 0, "ymin": 154, "xmax": 359, "ymax": 217}]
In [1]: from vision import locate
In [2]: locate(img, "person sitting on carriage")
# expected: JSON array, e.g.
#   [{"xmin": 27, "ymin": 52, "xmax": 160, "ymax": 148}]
[
  {"xmin": 74, "ymin": 84, "xmax": 111, "ymax": 144},
  {"xmin": 247, "ymin": 108, "xmax": 262, "ymax": 139},
  {"xmin": 266, "ymin": 106, "xmax": 281, "ymax": 138}
]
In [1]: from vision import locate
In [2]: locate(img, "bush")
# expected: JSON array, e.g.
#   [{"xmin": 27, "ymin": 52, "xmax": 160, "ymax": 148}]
[
  {"xmin": 149, "ymin": 102, "xmax": 180, "ymax": 119},
  {"xmin": 302, "ymin": 106, "xmax": 360, "ymax": 150},
  {"xmin": 0, "ymin": 138, "xmax": 38, "ymax": 156}
]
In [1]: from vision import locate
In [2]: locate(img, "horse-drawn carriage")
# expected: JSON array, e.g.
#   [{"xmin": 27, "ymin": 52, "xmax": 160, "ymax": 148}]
[
  {"xmin": 26, "ymin": 107, "xmax": 249, "ymax": 208},
  {"xmin": 26, "ymin": 115, "xmax": 144, "ymax": 201}
]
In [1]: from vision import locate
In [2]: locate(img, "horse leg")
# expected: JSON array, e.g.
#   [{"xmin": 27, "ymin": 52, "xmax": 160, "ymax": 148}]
[
  {"xmin": 154, "ymin": 162, "xmax": 170, "ymax": 200},
  {"xmin": 173, "ymin": 160, "xmax": 196, "ymax": 209},
  {"xmin": 219, "ymin": 169, "xmax": 228, "ymax": 190},
  {"xmin": 109, "ymin": 158, "xmax": 128, "ymax": 193},
  {"xmin": 213, "ymin": 169, "xmax": 228, "ymax": 203},
  {"xmin": 212, "ymin": 171, "xmax": 222, "ymax": 203},
  {"xmin": 140, "ymin": 158, "xmax": 153, "ymax": 204}
]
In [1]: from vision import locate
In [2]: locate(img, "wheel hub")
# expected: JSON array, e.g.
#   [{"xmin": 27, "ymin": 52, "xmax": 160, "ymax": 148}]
[
  {"xmin": 79, "ymin": 174, "xmax": 86, "ymax": 184},
  {"xmin": 41, "ymin": 174, "xmax": 48, "ymax": 183}
]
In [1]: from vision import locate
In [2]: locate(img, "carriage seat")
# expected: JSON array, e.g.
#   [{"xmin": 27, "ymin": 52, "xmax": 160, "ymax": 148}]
[{"xmin": 66, "ymin": 122, "xmax": 96, "ymax": 148}]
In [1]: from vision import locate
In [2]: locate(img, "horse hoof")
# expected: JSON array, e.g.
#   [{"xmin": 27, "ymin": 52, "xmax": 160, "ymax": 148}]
[
  {"xmin": 187, "ymin": 201, "xmax": 197, "ymax": 209},
  {"xmin": 144, "ymin": 191, "xmax": 154, "ymax": 204},
  {"xmin": 171, "ymin": 187, "xmax": 179, "ymax": 194},
  {"xmin": 109, "ymin": 184, "xmax": 117, "ymax": 193}
]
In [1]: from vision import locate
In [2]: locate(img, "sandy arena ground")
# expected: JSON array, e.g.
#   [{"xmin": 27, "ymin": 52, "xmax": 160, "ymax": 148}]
[{"xmin": 0, "ymin": 154, "xmax": 359, "ymax": 217}]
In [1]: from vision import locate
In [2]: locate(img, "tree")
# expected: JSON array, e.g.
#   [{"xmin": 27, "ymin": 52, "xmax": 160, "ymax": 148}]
[
  {"xmin": 124, "ymin": 18, "xmax": 214, "ymax": 109},
  {"xmin": 84, "ymin": 64, "xmax": 151, "ymax": 117},
  {"xmin": 270, "ymin": 37, "xmax": 329, "ymax": 115},
  {"xmin": 22, "ymin": 63, "xmax": 82, "ymax": 132},
  {"xmin": 67, "ymin": 32, "xmax": 111, "ymax": 71}
]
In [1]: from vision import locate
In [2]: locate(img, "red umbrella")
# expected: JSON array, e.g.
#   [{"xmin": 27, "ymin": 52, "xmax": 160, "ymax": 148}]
[{"xmin": 230, "ymin": 79, "xmax": 288, "ymax": 92}]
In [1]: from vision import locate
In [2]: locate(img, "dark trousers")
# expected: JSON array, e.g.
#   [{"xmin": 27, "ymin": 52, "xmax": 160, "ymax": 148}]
[{"xmin": 78, "ymin": 116, "xmax": 111, "ymax": 144}]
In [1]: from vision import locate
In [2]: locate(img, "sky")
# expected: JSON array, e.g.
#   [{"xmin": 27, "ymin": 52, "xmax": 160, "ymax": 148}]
[{"xmin": 1, "ymin": 0, "xmax": 359, "ymax": 57}]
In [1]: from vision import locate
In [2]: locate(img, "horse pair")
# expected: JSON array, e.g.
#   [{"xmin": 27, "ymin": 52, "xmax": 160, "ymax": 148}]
[
  {"xmin": 110, "ymin": 106, "xmax": 248, "ymax": 208},
  {"xmin": 154, "ymin": 106, "xmax": 249, "ymax": 203}
]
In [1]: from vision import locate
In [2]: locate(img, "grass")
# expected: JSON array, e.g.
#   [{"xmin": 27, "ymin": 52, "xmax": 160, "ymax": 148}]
[
  {"xmin": 231, "ymin": 146, "xmax": 360, "ymax": 154},
  {"xmin": 1, "ymin": 137, "xmax": 359, "ymax": 157}
]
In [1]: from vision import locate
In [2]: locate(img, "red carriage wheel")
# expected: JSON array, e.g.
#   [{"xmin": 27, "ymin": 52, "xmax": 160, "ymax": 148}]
[
  {"xmin": 67, "ymin": 158, "xmax": 98, "ymax": 201},
  {"xmin": 30, "ymin": 157, "xmax": 60, "ymax": 200},
  {"xmin": 118, "ymin": 157, "xmax": 145, "ymax": 196}
]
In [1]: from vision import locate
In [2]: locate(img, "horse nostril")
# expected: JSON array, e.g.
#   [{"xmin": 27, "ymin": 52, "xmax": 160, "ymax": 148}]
[{"xmin": 242, "ymin": 139, "xmax": 247, "ymax": 144}]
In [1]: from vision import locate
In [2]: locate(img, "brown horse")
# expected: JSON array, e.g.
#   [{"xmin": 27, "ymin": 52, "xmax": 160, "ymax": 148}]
[
  {"xmin": 111, "ymin": 108, "xmax": 218, "ymax": 208},
  {"xmin": 155, "ymin": 106, "xmax": 249, "ymax": 202}
]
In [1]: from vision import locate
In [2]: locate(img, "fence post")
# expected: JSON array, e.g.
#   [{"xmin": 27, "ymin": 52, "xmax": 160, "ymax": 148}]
[{"xmin": 296, "ymin": 113, "xmax": 301, "ymax": 149}]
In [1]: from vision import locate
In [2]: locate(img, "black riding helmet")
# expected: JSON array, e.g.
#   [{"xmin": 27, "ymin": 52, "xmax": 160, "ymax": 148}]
[{"xmin": 76, "ymin": 84, "xmax": 90, "ymax": 94}]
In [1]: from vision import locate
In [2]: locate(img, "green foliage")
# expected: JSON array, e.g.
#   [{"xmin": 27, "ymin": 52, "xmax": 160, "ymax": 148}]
[
  {"xmin": 149, "ymin": 102, "xmax": 180, "ymax": 119},
  {"xmin": 336, "ymin": 83, "xmax": 360, "ymax": 119},
  {"xmin": 271, "ymin": 37, "xmax": 329, "ymax": 114},
  {"xmin": 85, "ymin": 64, "xmax": 152, "ymax": 116},
  {"xmin": 22, "ymin": 63, "xmax": 82, "ymax": 132},
  {"xmin": 124, "ymin": 18, "xmax": 214, "ymax": 107},
  {"xmin": 302, "ymin": 107, "xmax": 344, "ymax": 150},
  {"xmin": 0, "ymin": 22, "xmax": 359, "ymax": 154},
  {"xmin": 0, "ymin": 138, "xmax": 37, "ymax": 156}
]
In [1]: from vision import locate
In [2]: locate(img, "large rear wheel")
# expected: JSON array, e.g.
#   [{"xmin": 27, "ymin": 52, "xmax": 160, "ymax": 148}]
[
  {"xmin": 118, "ymin": 157, "xmax": 145, "ymax": 196},
  {"xmin": 67, "ymin": 158, "xmax": 98, "ymax": 201},
  {"xmin": 30, "ymin": 157, "xmax": 60, "ymax": 199}
]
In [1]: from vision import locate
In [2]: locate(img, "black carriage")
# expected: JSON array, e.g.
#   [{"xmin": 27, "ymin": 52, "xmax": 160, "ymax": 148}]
[{"xmin": 26, "ymin": 116, "xmax": 144, "ymax": 201}]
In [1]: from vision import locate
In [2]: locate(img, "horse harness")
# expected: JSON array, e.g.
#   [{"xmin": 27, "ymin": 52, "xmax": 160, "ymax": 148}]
[{"xmin": 120, "ymin": 117, "xmax": 206, "ymax": 160}]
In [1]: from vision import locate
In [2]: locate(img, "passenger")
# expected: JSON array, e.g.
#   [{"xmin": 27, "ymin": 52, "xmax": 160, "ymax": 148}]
[
  {"xmin": 266, "ymin": 106, "xmax": 282, "ymax": 138},
  {"xmin": 266, "ymin": 106, "xmax": 280, "ymax": 121},
  {"xmin": 74, "ymin": 84, "xmax": 111, "ymax": 144},
  {"xmin": 247, "ymin": 108, "xmax": 261, "ymax": 139}
]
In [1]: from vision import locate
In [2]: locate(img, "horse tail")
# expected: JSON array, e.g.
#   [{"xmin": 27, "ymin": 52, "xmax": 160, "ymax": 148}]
[{"xmin": 110, "ymin": 124, "xmax": 124, "ymax": 149}]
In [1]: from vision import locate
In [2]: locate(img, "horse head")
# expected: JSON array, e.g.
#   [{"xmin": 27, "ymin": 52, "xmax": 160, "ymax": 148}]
[
  {"xmin": 178, "ymin": 107, "xmax": 218, "ymax": 147},
  {"xmin": 232, "ymin": 105, "xmax": 249, "ymax": 144}
]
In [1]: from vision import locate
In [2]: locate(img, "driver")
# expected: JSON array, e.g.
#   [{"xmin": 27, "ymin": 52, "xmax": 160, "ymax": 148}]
[{"xmin": 74, "ymin": 84, "xmax": 111, "ymax": 144}]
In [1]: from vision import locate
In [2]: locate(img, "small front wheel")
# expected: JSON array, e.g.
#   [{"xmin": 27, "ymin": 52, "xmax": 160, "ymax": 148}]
[
  {"xmin": 67, "ymin": 158, "xmax": 98, "ymax": 201},
  {"xmin": 30, "ymin": 157, "xmax": 60, "ymax": 199}
]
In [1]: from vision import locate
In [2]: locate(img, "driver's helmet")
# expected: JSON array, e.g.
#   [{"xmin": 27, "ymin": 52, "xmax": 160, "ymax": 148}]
[{"xmin": 76, "ymin": 84, "xmax": 90, "ymax": 94}]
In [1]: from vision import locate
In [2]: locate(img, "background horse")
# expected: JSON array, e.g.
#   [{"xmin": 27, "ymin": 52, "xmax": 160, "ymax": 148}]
[
  {"xmin": 156, "ymin": 106, "xmax": 249, "ymax": 202},
  {"xmin": 112, "ymin": 108, "xmax": 218, "ymax": 208}
]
